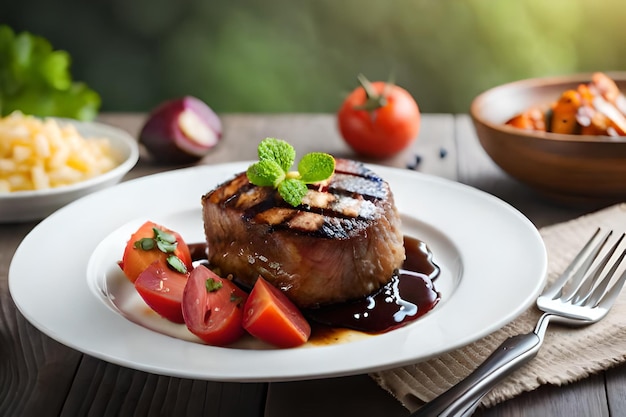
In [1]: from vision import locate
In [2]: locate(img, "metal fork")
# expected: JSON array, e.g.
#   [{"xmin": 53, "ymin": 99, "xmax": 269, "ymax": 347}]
[{"xmin": 412, "ymin": 228, "xmax": 626, "ymax": 417}]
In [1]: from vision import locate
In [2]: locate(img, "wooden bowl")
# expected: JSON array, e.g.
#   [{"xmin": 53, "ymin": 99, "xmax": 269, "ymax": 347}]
[{"xmin": 470, "ymin": 72, "xmax": 626, "ymax": 204}]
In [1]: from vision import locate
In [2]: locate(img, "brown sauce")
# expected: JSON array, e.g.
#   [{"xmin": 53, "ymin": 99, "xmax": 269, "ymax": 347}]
[
  {"xmin": 188, "ymin": 235, "xmax": 440, "ymax": 336},
  {"xmin": 304, "ymin": 236, "xmax": 440, "ymax": 334}
]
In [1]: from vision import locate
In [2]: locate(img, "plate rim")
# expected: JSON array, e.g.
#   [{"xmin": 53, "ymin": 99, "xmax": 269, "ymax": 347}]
[{"xmin": 8, "ymin": 161, "xmax": 547, "ymax": 382}]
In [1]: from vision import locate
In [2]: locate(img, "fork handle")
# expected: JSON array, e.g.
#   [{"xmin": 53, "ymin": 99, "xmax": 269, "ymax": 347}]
[{"xmin": 410, "ymin": 332, "xmax": 542, "ymax": 417}]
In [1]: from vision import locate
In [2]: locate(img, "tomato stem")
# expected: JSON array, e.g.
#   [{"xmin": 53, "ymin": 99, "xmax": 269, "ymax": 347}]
[{"xmin": 353, "ymin": 74, "xmax": 388, "ymax": 111}]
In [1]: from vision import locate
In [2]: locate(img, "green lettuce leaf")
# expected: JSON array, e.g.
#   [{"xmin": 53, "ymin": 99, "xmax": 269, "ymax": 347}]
[{"xmin": 0, "ymin": 25, "xmax": 101, "ymax": 120}]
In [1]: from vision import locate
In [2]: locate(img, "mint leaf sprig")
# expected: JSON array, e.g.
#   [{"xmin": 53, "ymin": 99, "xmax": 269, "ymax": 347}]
[{"xmin": 246, "ymin": 138, "xmax": 335, "ymax": 207}]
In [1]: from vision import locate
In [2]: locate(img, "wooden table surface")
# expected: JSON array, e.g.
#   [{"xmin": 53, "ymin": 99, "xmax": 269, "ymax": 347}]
[{"xmin": 2, "ymin": 113, "xmax": 625, "ymax": 417}]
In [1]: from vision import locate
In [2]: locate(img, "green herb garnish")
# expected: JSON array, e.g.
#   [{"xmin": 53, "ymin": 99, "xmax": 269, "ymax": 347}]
[
  {"xmin": 166, "ymin": 255, "xmax": 187, "ymax": 274},
  {"xmin": 230, "ymin": 293, "xmax": 244, "ymax": 306},
  {"xmin": 133, "ymin": 227, "xmax": 187, "ymax": 274},
  {"xmin": 134, "ymin": 238, "xmax": 155, "ymax": 251},
  {"xmin": 246, "ymin": 138, "xmax": 335, "ymax": 207},
  {"xmin": 153, "ymin": 228, "xmax": 178, "ymax": 253},
  {"xmin": 205, "ymin": 278, "xmax": 223, "ymax": 292}
]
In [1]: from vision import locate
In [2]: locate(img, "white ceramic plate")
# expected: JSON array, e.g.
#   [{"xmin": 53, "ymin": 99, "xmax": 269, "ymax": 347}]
[
  {"xmin": 9, "ymin": 162, "xmax": 547, "ymax": 382},
  {"xmin": 0, "ymin": 118, "xmax": 139, "ymax": 223}
]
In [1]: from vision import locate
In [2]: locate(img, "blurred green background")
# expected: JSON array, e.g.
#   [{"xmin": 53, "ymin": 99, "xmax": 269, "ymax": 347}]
[{"xmin": 4, "ymin": 0, "xmax": 626, "ymax": 114}]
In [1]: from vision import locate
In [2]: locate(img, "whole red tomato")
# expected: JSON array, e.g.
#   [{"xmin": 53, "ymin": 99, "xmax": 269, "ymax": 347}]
[{"xmin": 338, "ymin": 75, "xmax": 420, "ymax": 158}]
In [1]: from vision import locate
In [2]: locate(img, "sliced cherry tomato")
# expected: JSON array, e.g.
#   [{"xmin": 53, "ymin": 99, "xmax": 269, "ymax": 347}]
[
  {"xmin": 338, "ymin": 75, "xmax": 420, "ymax": 158},
  {"xmin": 134, "ymin": 260, "xmax": 188, "ymax": 323},
  {"xmin": 119, "ymin": 220, "xmax": 192, "ymax": 283},
  {"xmin": 242, "ymin": 276, "xmax": 311, "ymax": 348},
  {"xmin": 182, "ymin": 265, "xmax": 248, "ymax": 346}
]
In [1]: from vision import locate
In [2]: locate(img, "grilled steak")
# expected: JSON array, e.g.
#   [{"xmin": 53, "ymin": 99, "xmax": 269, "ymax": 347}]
[{"xmin": 201, "ymin": 158, "xmax": 405, "ymax": 308}]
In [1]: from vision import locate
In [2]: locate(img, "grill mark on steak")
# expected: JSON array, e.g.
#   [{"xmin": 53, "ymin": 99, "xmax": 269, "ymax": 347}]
[
  {"xmin": 210, "ymin": 161, "xmax": 388, "ymax": 237},
  {"xmin": 329, "ymin": 172, "xmax": 387, "ymax": 202},
  {"xmin": 202, "ymin": 158, "xmax": 405, "ymax": 308}
]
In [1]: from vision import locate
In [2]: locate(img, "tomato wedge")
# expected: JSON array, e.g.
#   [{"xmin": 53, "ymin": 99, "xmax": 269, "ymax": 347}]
[
  {"xmin": 242, "ymin": 276, "xmax": 311, "ymax": 348},
  {"xmin": 134, "ymin": 260, "xmax": 188, "ymax": 323},
  {"xmin": 119, "ymin": 221, "xmax": 193, "ymax": 283},
  {"xmin": 182, "ymin": 265, "xmax": 248, "ymax": 346}
]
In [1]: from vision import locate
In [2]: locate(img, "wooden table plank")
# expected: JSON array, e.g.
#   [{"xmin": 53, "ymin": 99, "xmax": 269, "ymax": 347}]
[
  {"xmin": 99, "ymin": 112, "xmax": 457, "ymax": 173},
  {"xmin": 1, "ymin": 222, "xmax": 84, "ymax": 417},
  {"xmin": 473, "ymin": 374, "xmax": 609, "ymax": 417},
  {"xmin": 59, "ymin": 356, "xmax": 267, "ymax": 417},
  {"xmin": 453, "ymin": 114, "xmax": 591, "ymax": 228},
  {"xmin": 1, "ymin": 113, "xmax": 622, "ymax": 417},
  {"xmin": 266, "ymin": 375, "xmax": 409, "ymax": 417},
  {"xmin": 607, "ymin": 366, "xmax": 626, "ymax": 417},
  {"xmin": 15, "ymin": 336, "xmax": 82, "ymax": 417},
  {"xmin": 405, "ymin": 113, "xmax": 457, "ymax": 180}
]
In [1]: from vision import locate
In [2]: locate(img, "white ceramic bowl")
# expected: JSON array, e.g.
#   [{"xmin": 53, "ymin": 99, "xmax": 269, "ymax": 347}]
[{"xmin": 0, "ymin": 119, "xmax": 139, "ymax": 223}]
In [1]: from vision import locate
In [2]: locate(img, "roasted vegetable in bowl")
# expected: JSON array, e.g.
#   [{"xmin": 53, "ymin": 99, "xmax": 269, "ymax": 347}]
[
  {"xmin": 470, "ymin": 72, "xmax": 626, "ymax": 202},
  {"xmin": 506, "ymin": 72, "xmax": 626, "ymax": 136}
]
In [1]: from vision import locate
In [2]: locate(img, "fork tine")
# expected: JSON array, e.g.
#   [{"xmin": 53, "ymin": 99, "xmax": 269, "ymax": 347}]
[
  {"xmin": 542, "ymin": 228, "xmax": 602, "ymax": 299},
  {"xmin": 561, "ymin": 230, "xmax": 613, "ymax": 301},
  {"xmin": 548, "ymin": 228, "xmax": 610, "ymax": 300},
  {"xmin": 597, "ymin": 264, "xmax": 626, "ymax": 311},
  {"xmin": 573, "ymin": 233, "xmax": 626, "ymax": 304},
  {"xmin": 585, "ymin": 248, "xmax": 626, "ymax": 308}
]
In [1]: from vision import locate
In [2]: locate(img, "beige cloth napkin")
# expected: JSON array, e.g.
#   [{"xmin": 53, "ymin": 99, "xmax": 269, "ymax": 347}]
[{"xmin": 370, "ymin": 203, "xmax": 626, "ymax": 412}]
